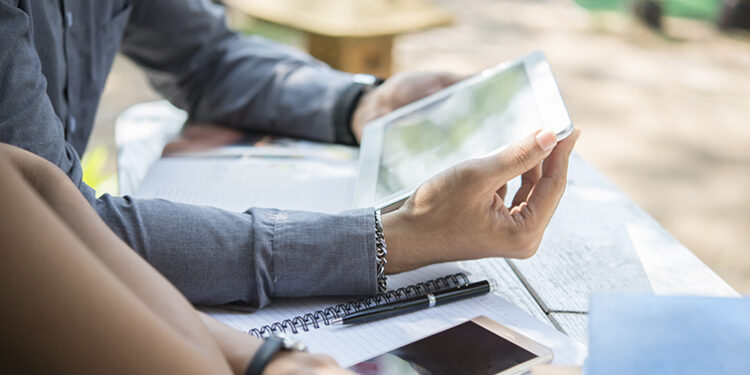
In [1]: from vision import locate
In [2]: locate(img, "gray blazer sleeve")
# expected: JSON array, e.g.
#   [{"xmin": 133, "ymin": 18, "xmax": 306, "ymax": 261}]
[
  {"xmin": 120, "ymin": 0, "xmax": 355, "ymax": 142},
  {"xmin": 0, "ymin": 0, "xmax": 377, "ymax": 308}
]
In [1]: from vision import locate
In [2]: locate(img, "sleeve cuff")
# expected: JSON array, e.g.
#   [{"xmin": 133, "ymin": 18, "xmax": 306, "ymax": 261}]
[{"xmin": 253, "ymin": 207, "xmax": 378, "ymax": 298}]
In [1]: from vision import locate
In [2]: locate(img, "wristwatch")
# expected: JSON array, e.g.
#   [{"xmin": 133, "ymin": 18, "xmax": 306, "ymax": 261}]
[
  {"xmin": 333, "ymin": 74, "xmax": 385, "ymax": 146},
  {"xmin": 245, "ymin": 333, "xmax": 308, "ymax": 375}
]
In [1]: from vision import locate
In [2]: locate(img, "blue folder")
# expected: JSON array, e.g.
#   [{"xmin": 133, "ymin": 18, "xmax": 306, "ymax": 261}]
[{"xmin": 586, "ymin": 294, "xmax": 750, "ymax": 375}]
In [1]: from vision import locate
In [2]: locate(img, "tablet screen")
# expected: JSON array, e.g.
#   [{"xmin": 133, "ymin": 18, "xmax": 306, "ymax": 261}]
[
  {"xmin": 348, "ymin": 320, "xmax": 537, "ymax": 375},
  {"xmin": 374, "ymin": 63, "xmax": 544, "ymax": 205}
]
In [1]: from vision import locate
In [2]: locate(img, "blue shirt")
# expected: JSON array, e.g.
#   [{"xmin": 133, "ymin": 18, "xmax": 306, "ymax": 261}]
[{"xmin": 0, "ymin": 0, "xmax": 377, "ymax": 308}]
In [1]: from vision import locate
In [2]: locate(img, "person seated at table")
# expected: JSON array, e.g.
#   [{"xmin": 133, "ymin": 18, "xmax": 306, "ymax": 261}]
[
  {"xmin": 0, "ymin": 0, "xmax": 578, "ymax": 308},
  {"xmin": 0, "ymin": 128, "xmax": 577, "ymax": 373}
]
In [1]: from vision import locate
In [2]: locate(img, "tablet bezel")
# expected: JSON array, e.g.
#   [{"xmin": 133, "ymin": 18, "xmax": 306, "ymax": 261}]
[{"xmin": 354, "ymin": 51, "xmax": 573, "ymax": 210}]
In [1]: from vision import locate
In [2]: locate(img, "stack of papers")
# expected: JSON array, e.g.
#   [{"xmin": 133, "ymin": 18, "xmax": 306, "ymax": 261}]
[{"xmin": 135, "ymin": 140, "xmax": 359, "ymax": 214}]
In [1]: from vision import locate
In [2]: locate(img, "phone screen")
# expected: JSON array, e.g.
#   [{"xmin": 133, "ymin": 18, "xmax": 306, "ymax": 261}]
[{"xmin": 347, "ymin": 321, "xmax": 537, "ymax": 375}]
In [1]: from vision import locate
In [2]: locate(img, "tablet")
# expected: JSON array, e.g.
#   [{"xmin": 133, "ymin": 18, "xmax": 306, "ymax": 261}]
[
  {"xmin": 354, "ymin": 51, "xmax": 573, "ymax": 211},
  {"xmin": 347, "ymin": 315, "xmax": 553, "ymax": 375}
]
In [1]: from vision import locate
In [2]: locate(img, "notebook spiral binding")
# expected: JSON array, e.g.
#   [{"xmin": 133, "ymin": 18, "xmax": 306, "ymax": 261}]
[{"xmin": 247, "ymin": 272, "xmax": 469, "ymax": 338}]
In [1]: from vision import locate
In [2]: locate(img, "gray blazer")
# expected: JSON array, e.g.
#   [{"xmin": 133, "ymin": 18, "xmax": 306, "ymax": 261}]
[{"xmin": 0, "ymin": 0, "xmax": 377, "ymax": 308}]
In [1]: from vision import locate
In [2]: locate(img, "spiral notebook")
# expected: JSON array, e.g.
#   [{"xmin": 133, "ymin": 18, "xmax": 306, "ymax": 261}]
[
  {"xmin": 207, "ymin": 261, "xmax": 586, "ymax": 367},
  {"xmin": 246, "ymin": 272, "xmax": 470, "ymax": 337}
]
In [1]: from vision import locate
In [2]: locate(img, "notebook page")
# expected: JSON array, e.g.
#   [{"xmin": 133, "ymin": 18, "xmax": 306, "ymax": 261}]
[
  {"xmin": 134, "ymin": 157, "xmax": 357, "ymax": 214},
  {"xmin": 207, "ymin": 263, "xmax": 469, "ymax": 336},
  {"xmin": 206, "ymin": 262, "xmax": 586, "ymax": 366}
]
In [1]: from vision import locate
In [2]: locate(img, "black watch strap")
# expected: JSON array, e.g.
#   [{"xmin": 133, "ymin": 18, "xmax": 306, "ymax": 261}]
[
  {"xmin": 332, "ymin": 74, "xmax": 384, "ymax": 146},
  {"xmin": 245, "ymin": 336, "xmax": 284, "ymax": 375}
]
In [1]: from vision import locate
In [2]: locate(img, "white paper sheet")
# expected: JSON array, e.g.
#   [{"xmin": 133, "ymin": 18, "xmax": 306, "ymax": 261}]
[
  {"xmin": 134, "ymin": 157, "xmax": 358, "ymax": 214},
  {"xmin": 206, "ymin": 263, "xmax": 586, "ymax": 367}
]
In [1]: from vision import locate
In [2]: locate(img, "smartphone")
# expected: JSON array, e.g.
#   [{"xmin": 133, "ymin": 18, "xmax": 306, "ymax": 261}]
[{"xmin": 347, "ymin": 316, "xmax": 553, "ymax": 375}]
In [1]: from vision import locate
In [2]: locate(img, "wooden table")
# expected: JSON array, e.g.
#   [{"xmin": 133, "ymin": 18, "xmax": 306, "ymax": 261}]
[
  {"xmin": 116, "ymin": 101, "xmax": 738, "ymax": 344},
  {"xmin": 222, "ymin": 0, "xmax": 452, "ymax": 77},
  {"xmin": 495, "ymin": 153, "xmax": 737, "ymax": 343}
]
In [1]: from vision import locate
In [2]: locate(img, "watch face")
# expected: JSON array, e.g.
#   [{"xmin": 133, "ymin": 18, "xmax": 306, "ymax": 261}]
[
  {"xmin": 275, "ymin": 333, "xmax": 309, "ymax": 352},
  {"xmin": 353, "ymin": 73, "xmax": 379, "ymax": 85}
]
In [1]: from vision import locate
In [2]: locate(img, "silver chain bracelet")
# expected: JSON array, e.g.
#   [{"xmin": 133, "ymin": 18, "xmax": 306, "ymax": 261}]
[{"xmin": 374, "ymin": 209, "xmax": 388, "ymax": 293}]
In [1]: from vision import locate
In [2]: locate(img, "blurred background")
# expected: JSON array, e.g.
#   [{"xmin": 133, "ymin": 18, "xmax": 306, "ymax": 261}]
[{"xmin": 88, "ymin": 0, "xmax": 750, "ymax": 293}]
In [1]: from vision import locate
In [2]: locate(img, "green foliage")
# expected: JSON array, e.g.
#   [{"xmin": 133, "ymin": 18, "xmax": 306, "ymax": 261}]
[
  {"xmin": 574, "ymin": 0, "xmax": 621, "ymax": 11},
  {"xmin": 664, "ymin": 0, "xmax": 720, "ymax": 21},
  {"xmin": 238, "ymin": 19, "xmax": 305, "ymax": 48},
  {"xmin": 81, "ymin": 145, "xmax": 118, "ymax": 196},
  {"xmin": 573, "ymin": 0, "xmax": 720, "ymax": 21}
]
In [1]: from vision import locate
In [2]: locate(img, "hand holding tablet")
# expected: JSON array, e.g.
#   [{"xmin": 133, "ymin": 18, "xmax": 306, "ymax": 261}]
[
  {"xmin": 381, "ymin": 128, "xmax": 580, "ymax": 274},
  {"xmin": 256, "ymin": 53, "xmax": 579, "ymax": 375},
  {"xmin": 351, "ymin": 51, "xmax": 580, "ymax": 274},
  {"xmin": 355, "ymin": 51, "xmax": 574, "ymax": 211}
]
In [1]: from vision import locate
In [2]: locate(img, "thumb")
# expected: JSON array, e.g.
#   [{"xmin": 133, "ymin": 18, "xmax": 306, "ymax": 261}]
[{"xmin": 479, "ymin": 129, "xmax": 558, "ymax": 186}]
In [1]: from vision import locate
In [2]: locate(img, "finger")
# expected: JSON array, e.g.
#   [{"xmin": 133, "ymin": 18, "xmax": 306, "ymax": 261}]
[
  {"xmin": 477, "ymin": 129, "xmax": 558, "ymax": 189},
  {"xmin": 519, "ymin": 128, "xmax": 581, "ymax": 226},
  {"xmin": 541, "ymin": 128, "xmax": 580, "ymax": 178},
  {"xmin": 436, "ymin": 72, "xmax": 465, "ymax": 87},
  {"xmin": 512, "ymin": 162, "xmax": 542, "ymax": 208}
]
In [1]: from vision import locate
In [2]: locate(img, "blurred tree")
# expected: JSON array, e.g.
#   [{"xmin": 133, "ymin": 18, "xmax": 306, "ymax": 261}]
[
  {"xmin": 633, "ymin": 0, "xmax": 664, "ymax": 30},
  {"xmin": 719, "ymin": 0, "xmax": 750, "ymax": 29}
]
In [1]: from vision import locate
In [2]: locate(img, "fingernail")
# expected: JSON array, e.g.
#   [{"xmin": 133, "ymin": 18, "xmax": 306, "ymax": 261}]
[{"xmin": 536, "ymin": 129, "xmax": 557, "ymax": 151}]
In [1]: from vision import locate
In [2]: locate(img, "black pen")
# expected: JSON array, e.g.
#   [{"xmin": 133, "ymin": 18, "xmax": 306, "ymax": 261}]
[{"xmin": 331, "ymin": 279, "xmax": 495, "ymax": 326}]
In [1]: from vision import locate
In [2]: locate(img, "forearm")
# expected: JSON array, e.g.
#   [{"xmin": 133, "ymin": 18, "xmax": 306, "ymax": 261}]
[
  {"xmin": 8, "ymin": 131, "xmax": 379, "ymax": 307},
  {"xmin": 0, "ymin": 148, "xmax": 231, "ymax": 374},
  {"xmin": 199, "ymin": 312, "xmax": 264, "ymax": 375},
  {"xmin": 91, "ymin": 192, "xmax": 378, "ymax": 306},
  {"xmin": 183, "ymin": 35, "xmax": 354, "ymax": 141},
  {"xmin": 122, "ymin": 0, "xmax": 355, "ymax": 142}
]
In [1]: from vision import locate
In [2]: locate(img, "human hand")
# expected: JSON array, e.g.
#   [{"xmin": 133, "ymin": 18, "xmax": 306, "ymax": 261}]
[
  {"xmin": 162, "ymin": 123, "xmax": 244, "ymax": 156},
  {"xmin": 382, "ymin": 128, "xmax": 581, "ymax": 274},
  {"xmin": 264, "ymin": 351, "xmax": 355, "ymax": 375},
  {"xmin": 351, "ymin": 72, "xmax": 463, "ymax": 142}
]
